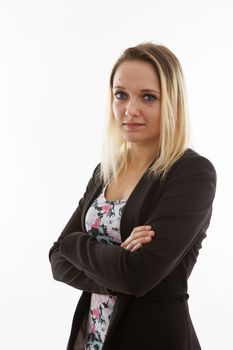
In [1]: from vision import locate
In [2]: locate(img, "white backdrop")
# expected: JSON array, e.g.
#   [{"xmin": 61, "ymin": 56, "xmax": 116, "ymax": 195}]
[{"xmin": 0, "ymin": 0, "xmax": 232, "ymax": 349}]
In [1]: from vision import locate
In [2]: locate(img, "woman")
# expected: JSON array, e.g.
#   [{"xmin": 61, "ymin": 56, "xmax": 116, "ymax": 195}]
[{"xmin": 49, "ymin": 42, "xmax": 216, "ymax": 350}]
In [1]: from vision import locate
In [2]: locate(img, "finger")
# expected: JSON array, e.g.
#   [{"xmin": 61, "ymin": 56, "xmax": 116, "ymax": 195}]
[
  {"xmin": 121, "ymin": 230, "xmax": 154, "ymax": 248},
  {"xmin": 125, "ymin": 235, "xmax": 152, "ymax": 250},
  {"xmin": 131, "ymin": 242, "xmax": 142, "ymax": 252},
  {"xmin": 121, "ymin": 232, "xmax": 153, "ymax": 248},
  {"xmin": 131, "ymin": 225, "xmax": 152, "ymax": 235},
  {"xmin": 127, "ymin": 230, "xmax": 154, "ymax": 242}
]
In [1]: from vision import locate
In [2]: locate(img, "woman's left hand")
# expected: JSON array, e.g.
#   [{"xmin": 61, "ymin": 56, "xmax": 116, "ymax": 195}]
[{"xmin": 121, "ymin": 225, "xmax": 155, "ymax": 252}]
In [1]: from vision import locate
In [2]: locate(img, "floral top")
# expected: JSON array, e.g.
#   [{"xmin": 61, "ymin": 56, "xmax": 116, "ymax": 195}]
[{"xmin": 84, "ymin": 187, "xmax": 127, "ymax": 350}]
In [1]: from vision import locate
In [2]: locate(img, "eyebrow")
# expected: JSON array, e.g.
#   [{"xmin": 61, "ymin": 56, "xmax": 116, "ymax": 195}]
[{"xmin": 113, "ymin": 85, "xmax": 160, "ymax": 95}]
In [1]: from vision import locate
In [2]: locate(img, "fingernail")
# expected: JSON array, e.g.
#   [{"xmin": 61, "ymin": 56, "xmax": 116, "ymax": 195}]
[{"xmin": 145, "ymin": 236, "xmax": 151, "ymax": 241}]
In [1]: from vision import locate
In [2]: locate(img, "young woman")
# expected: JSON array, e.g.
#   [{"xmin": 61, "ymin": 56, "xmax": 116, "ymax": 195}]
[{"xmin": 49, "ymin": 42, "xmax": 216, "ymax": 350}]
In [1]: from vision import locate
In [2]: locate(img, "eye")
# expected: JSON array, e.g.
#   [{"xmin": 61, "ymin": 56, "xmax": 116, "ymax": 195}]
[
  {"xmin": 114, "ymin": 91, "xmax": 127, "ymax": 100},
  {"xmin": 143, "ymin": 94, "xmax": 157, "ymax": 101}
]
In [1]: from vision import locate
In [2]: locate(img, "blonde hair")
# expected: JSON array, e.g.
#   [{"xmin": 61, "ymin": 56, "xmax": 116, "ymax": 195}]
[{"xmin": 101, "ymin": 42, "xmax": 189, "ymax": 184}]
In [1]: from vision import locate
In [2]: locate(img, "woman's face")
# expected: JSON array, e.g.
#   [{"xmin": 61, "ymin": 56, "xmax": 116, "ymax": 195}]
[{"xmin": 112, "ymin": 60, "xmax": 161, "ymax": 148}]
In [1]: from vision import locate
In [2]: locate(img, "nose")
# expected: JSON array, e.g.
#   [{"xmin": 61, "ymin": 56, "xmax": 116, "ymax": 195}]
[{"xmin": 125, "ymin": 98, "xmax": 141, "ymax": 118}]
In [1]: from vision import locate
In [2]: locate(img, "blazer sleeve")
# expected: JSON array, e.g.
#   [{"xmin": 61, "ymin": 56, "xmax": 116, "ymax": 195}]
[
  {"xmin": 59, "ymin": 156, "xmax": 217, "ymax": 297},
  {"xmin": 48, "ymin": 164, "xmax": 113, "ymax": 294}
]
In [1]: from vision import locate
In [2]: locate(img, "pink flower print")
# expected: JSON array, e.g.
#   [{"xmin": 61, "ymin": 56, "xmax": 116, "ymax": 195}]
[
  {"xmin": 92, "ymin": 308, "xmax": 100, "ymax": 319},
  {"xmin": 92, "ymin": 217, "xmax": 101, "ymax": 229},
  {"xmin": 102, "ymin": 204, "xmax": 111, "ymax": 213},
  {"xmin": 91, "ymin": 323, "xmax": 96, "ymax": 333}
]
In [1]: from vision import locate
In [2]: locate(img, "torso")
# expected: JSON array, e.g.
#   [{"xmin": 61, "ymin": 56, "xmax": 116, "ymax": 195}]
[
  {"xmin": 104, "ymin": 165, "xmax": 149, "ymax": 201},
  {"xmin": 84, "ymin": 187, "xmax": 127, "ymax": 350}
]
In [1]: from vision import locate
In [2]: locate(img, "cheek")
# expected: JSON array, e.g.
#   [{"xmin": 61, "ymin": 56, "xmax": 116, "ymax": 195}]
[
  {"xmin": 151, "ymin": 107, "xmax": 161, "ymax": 123},
  {"xmin": 112, "ymin": 102, "xmax": 122, "ymax": 121}
]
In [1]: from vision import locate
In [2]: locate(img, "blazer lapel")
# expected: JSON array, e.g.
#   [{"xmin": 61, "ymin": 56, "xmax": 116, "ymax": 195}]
[
  {"xmin": 120, "ymin": 171, "xmax": 161, "ymax": 241},
  {"xmin": 80, "ymin": 168, "xmax": 163, "ymax": 241},
  {"xmin": 80, "ymin": 181, "xmax": 102, "ymax": 233}
]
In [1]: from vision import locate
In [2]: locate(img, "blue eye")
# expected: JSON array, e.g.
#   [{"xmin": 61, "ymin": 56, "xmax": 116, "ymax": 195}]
[
  {"xmin": 114, "ymin": 91, "xmax": 127, "ymax": 100},
  {"xmin": 144, "ymin": 94, "xmax": 156, "ymax": 101}
]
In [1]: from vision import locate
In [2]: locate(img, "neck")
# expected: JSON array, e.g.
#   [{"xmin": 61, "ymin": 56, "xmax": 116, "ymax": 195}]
[{"xmin": 129, "ymin": 142, "xmax": 158, "ymax": 169}]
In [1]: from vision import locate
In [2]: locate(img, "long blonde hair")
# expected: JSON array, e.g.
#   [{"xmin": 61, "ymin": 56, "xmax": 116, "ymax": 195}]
[{"xmin": 101, "ymin": 42, "xmax": 189, "ymax": 184}]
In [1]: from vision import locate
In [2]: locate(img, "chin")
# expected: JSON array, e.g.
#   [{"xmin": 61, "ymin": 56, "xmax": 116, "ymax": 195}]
[{"xmin": 123, "ymin": 136, "xmax": 141, "ymax": 143}]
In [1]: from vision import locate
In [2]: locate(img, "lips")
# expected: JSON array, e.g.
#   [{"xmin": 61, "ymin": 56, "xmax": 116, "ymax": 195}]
[{"xmin": 122, "ymin": 122, "xmax": 145, "ymax": 129}]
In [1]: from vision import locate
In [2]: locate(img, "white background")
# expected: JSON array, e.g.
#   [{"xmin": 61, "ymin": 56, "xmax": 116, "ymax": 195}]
[{"xmin": 0, "ymin": 0, "xmax": 232, "ymax": 349}]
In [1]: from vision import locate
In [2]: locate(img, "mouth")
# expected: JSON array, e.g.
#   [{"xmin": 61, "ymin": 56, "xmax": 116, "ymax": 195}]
[{"xmin": 122, "ymin": 122, "xmax": 145, "ymax": 129}]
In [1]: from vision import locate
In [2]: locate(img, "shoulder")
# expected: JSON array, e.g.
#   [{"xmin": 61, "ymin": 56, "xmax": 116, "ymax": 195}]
[
  {"xmin": 159, "ymin": 148, "xmax": 217, "ymax": 198},
  {"xmin": 85, "ymin": 163, "xmax": 101, "ymax": 182},
  {"xmin": 169, "ymin": 148, "xmax": 216, "ymax": 180},
  {"xmin": 82, "ymin": 163, "xmax": 102, "ymax": 195},
  {"xmin": 148, "ymin": 149, "xmax": 217, "ymax": 211},
  {"xmin": 92, "ymin": 163, "xmax": 102, "ymax": 184}
]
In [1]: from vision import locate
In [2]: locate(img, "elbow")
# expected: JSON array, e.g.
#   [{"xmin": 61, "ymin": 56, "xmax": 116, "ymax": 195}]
[
  {"xmin": 116, "ymin": 270, "xmax": 158, "ymax": 297},
  {"xmin": 49, "ymin": 243, "xmax": 67, "ymax": 282},
  {"xmin": 116, "ymin": 254, "xmax": 163, "ymax": 296},
  {"xmin": 123, "ymin": 285, "xmax": 147, "ymax": 297},
  {"xmin": 122, "ymin": 279, "xmax": 153, "ymax": 297},
  {"xmin": 49, "ymin": 249, "xmax": 65, "ymax": 282},
  {"xmin": 48, "ymin": 245, "xmax": 59, "ymax": 281},
  {"xmin": 50, "ymin": 251, "xmax": 82, "ymax": 285},
  {"xmin": 50, "ymin": 256, "xmax": 61, "ymax": 282},
  {"xmin": 48, "ymin": 242, "xmax": 60, "ymax": 262}
]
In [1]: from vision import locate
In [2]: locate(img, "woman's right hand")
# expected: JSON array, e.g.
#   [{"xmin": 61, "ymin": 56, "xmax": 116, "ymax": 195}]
[{"xmin": 120, "ymin": 225, "xmax": 155, "ymax": 252}]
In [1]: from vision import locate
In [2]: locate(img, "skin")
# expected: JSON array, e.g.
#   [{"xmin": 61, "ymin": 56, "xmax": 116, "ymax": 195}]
[
  {"xmin": 112, "ymin": 60, "xmax": 161, "ymax": 151},
  {"xmin": 110, "ymin": 60, "xmax": 161, "ymax": 252}
]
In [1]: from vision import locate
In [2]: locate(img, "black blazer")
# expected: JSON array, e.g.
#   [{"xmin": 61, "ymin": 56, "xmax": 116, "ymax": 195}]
[{"xmin": 49, "ymin": 148, "xmax": 216, "ymax": 350}]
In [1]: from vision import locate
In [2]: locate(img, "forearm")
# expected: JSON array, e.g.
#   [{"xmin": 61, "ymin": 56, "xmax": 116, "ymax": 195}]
[
  {"xmin": 59, "ymin": 229, "xmax": 189, "ymax": 297},
  {"xmin": 59, "ymin": 156, "xmax": 216, "ymax": 297},
  {"xmin": 50, "ymin": 245, "xmax": 114, "ymax": 295}
]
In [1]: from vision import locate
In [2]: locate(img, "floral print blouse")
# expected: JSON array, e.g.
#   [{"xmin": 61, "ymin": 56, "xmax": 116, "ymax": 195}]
[{"xmin": 84, "ymin": 187, "xmax": 127, "ymax": 350}]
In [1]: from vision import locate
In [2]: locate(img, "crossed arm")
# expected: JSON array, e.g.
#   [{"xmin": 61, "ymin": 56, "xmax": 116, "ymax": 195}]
[
  {"xmin": 48, "ymin": 165, "xmax": 153, "ymax": 294},
  {"xmin": 49, "ymin": 227, "xmax": 153, "ymax": 294},
  {"xmin": 49, "ymin": 156, "xmax": 216, "ymax": 296}
]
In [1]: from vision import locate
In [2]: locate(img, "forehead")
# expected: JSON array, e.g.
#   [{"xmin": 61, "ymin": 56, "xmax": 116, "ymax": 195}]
[{"xmin": 113, "ymin": 60, "xmax": 160, "ymax": 90}]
